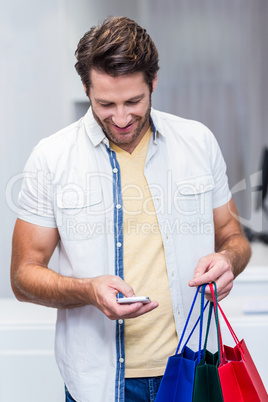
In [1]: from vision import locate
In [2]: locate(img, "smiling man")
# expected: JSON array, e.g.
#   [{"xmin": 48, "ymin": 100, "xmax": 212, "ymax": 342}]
[
  {"xmin": 11, "ymin": 16, "xmax": 251, "ymax": 402},
  {"xmin": 89, "ymin": 69, "xmax": 155, "ymax": 153}
]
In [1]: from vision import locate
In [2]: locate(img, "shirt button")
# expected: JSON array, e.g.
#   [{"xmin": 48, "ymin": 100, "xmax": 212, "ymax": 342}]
[
  {"xmin": 117, "ymin": 242, "xmax": 122, "ymax": 248},
  {"xmin": 119, "ymin": 357, "xmax": 124, "ymax": 363},
  {"xmin": 118, "ymin": 319, "xmax": 123, "ymax": 324},
  {"xmin": 113, "ymin": 168, "xmax": 118, "ymax": 173},
  {"xmin": 116, "ymin": 204, "xmax": 121, "ymax": 209}
]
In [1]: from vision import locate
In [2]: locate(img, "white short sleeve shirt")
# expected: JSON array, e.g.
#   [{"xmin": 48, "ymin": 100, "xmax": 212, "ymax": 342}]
[{"xmin": 17, "ymin": 108, "xmax": 231, "ymax": 402}]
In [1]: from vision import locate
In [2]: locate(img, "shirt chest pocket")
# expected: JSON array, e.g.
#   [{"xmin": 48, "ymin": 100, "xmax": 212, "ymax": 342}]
[
  {"xmin": 55, "ymin": 187, "xmax": 105, "ymax": 241},
  {"xmin": 174, "ymin": 175, "xmax": 215, "ymax": 222}
]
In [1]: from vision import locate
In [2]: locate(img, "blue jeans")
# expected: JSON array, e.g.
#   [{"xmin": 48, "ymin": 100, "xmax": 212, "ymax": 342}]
[
  {"xmin": 65, "ymin": 386, "xmax": 75, "ymax": 402},
  {"xmin": 65, "ymin": 376, "xmax": 163, "ymax": 401},
  {"xmin": 125, "ymin": 376, "xmax": 163, "ymax": 402}
]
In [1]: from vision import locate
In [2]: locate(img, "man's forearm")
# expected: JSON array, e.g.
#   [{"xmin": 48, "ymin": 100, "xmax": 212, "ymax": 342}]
[
  {"xmin": 10, "ymin": 220, "xmax": 151, "ymax": 318},
  {"xmin": 11, "ymin": 263, "xmax": 157, "ymax": 320},
  {"xmin": 217, "ymin": 232, "xmax": 251, "ymax": 278},
  {"xmin": 11, "ymin": 263, "xmax": 93, "ymax": 309}
]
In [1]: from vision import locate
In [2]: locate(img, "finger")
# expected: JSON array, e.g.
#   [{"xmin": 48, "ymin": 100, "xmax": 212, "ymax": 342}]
[
  {"xmin": 122, "ymin": 301, "xmax": 159, "ymax": 319},
  {"xmin": 217, "ymin": 290, "xmax": 231, "ymax": 302},
  {"xmin": 202, "ymin": 274, "xmax": 233, "ymax": 302},
  {"xmin": 189, "ymin": 268, "xmax": 218, "ymax": 287},
  {"xmin": 108, "ymin": 276, "xmax": 135, "ymax": 298},
  {"xmin": 117, "ymin": 301, "xmax": 144, "ymax": 316},
  {"xmin": 210, "ymin": 267, "xmax": 234, "ymax": 293},
  {"xmin": 188, "ymin": 256, "xmax": 213, "ymax": 287},
  {"xmin": 111, "ymin": 301, "xmax": 158, "ymax": 320},
  {"xmin": 103, "ymin": 300, "xmax": 143, "ymax": 320},
  {"xmin": 213, "ymin": 276, "xmax": 233, "ymax": 301},
  {"xmin": 189, "ymin": 255, "xmax": 232, "ymax": 288},
  {"xmin": 204, "ymin": 284, "xmax": 230, "ymax": 302}
]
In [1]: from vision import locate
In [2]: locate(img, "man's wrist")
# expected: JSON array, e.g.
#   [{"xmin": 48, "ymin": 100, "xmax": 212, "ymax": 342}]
[{"xmin": 219, "ymin": 249, "xmax": 234, "ymax": 270}]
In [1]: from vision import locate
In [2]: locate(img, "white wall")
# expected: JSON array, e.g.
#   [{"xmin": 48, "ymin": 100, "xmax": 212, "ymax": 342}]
[{"xmin": 1, "ymin": 0, "xmax": 70, "ymax": 297}]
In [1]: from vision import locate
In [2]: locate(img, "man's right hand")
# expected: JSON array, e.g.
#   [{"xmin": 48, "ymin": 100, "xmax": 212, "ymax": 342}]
[{"xmin": 88, "ymin": 275, "xmax": 158, "ymax": 320}]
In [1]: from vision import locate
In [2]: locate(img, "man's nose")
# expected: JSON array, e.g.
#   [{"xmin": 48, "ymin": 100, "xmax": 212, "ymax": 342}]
[{"xmin": 111, "ymin": 106, "xmax": 131, "ymax": 128}]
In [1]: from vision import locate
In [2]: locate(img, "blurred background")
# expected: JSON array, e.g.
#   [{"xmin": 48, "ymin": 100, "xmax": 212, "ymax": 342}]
[{"xmin": 0, "ymin": 1, "xmax": 268, "ymax": 401}]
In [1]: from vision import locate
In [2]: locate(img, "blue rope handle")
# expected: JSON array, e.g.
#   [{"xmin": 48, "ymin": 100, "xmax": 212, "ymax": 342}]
[
  {"xmin": 180, "ymin": 300, "xmax": 209, "ymax": 353},
  {"xmin": 175, "ymin": 286, "xmax": 201, "ymax": 354}
]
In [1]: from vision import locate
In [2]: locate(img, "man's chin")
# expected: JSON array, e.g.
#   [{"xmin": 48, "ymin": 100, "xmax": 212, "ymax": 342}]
[{"xmin": 106, "ymin": 132, "xmax": 137, "ymax": 145}]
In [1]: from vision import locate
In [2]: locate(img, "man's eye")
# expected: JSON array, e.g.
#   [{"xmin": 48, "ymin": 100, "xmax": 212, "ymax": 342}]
[
  {"xmin": 127, "ymin": 100, "xmax": 140, "ymax": 105},
  {"xmin": 100, "ymin": 103, "xmax": 113, "ymax": 108}
]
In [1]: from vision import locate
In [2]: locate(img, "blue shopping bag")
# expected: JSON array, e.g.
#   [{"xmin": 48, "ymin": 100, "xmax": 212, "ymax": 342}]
[{"xmin": 155, "ymin": 286, "xmax": 208, "ymax": 402}]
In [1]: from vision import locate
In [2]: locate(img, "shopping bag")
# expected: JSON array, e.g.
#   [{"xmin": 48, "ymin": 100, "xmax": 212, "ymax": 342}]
[
  {"xmin": 217, "ymin": 292, "xmax": 268, "ymax": 401},
  {"xmin": 192, "ymin": 282, "xmax": 223, "ymax": 402},
  {"xmin": 155, "ymin": 285, "xmax": 208, "ymax": 402}
]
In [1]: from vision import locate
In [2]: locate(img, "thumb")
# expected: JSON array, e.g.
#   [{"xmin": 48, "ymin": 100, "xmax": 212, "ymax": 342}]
[
  {"xmin": 188, "ymin": 256, "xmax": 212, "ymax": 286},
  {"xmin": 111, "ymin": 276, "xmax": 135, "ymax": 298}
]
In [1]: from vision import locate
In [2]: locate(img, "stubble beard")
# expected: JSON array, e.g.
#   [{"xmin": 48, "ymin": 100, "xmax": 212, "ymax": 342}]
[{"xmin": 91, "ymin": 99, "xmax": 152, "ymax": 147}]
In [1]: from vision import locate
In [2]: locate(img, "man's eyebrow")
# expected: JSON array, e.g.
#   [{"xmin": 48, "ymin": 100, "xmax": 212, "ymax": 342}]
[
  {"xmin": 95, "ymin": 94, "xmax": 145, "ymax": 104},
  {"xmin": 127, "ymin": 94, "xmax": 145, "ymax": 101}
]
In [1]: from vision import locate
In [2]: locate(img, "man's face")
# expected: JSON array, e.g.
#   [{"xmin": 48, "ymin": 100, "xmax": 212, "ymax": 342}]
[{"xmin": 88, "ymin": 69, "xmax": 157, "ymax": 153}]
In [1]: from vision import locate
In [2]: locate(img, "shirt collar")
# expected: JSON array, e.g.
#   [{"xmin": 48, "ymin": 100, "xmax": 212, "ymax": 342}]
[
  {"xmin": 150, "ymin": 108, "xmax": 166, "ymax": 141},
  {"xmin": 84, "ymin": 107, "xmax": 107, "ymax": 147}
]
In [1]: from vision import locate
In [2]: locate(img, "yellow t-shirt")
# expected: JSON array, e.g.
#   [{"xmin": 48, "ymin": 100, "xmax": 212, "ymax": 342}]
[{"xmin": 111, "ymin": 128, "xmax": 178, "ymax": 378}]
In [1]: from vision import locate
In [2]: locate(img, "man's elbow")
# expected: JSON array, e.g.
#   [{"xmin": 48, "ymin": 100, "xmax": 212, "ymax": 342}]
[{"xmin": 10, "ymin": 265, "xmax": 30, "ymax": 303}]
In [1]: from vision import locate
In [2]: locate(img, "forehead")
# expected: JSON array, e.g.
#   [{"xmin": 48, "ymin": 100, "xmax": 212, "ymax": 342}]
[{"xmin": 89, "ymin": 69, "xmax": 148, "ymax": 100}]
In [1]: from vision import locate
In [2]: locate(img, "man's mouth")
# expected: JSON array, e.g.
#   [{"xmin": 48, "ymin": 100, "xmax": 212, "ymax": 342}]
[{"xmin": 112, "ymin": 121, "xmax": 135, "ymax": 133}]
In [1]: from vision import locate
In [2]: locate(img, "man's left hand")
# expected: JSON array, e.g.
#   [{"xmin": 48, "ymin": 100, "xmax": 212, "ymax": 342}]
[{"xmin": 188, "ymin": 251, "xmax": 234, "ymax": 301}]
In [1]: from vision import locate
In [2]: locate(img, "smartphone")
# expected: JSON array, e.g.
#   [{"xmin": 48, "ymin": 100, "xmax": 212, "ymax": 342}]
[{"xmin": 117, "ymin": 296, "xmax": 151, "ymax": 304}]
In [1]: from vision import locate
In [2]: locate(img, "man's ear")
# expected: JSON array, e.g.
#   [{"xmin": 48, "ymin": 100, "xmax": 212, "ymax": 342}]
[
  {"xmin": 83, "ymin": 84, "xmax": 88, "ymax": 95},
  {"xmin": 152, "ymin": 74, "xmax": 158, "ymax": 92}
]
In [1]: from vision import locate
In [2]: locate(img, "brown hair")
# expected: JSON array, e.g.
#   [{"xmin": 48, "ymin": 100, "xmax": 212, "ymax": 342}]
[{"xmin": 75, "ymin": 16, "xmax": 159, "ymax": 96}]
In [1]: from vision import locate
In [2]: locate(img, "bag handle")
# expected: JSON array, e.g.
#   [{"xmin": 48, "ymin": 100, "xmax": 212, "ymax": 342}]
[
  {"xmin": 217, "ymin": 303, "xmax": 239, "ymax": 344},
  {"xmin": 176, "ymin": 286, "xmax": 200, "ymax": 354},
  {"xmin": 179, "ymin": 299, "xmax": 209, "ymax": 354},
  {"xmin": 203, "ymin": 302, "xmax": 213, "ymax": 357},
  {"xmin": 197, "ymin": 283, "xmax": 222, "ymax": 365},
  {"xmin": 176, "ymin": 285, "xmax": 209, "ymax": 354},
  {"xmin": 217, "ymin": 300, "xmax": 245, "ymax": 356},
  {"xmin": 209, "ymin": 282, "xmax": 223, "ymax": 364},
  {"xmin": 196, "ymin": 284, "xmax": 207, "ymax": 364}
]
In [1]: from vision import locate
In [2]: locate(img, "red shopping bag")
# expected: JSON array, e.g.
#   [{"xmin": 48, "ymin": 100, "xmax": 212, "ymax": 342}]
[{"xmin": 212, "ymin": 284, "xmax": 268, "ymax": 402}]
